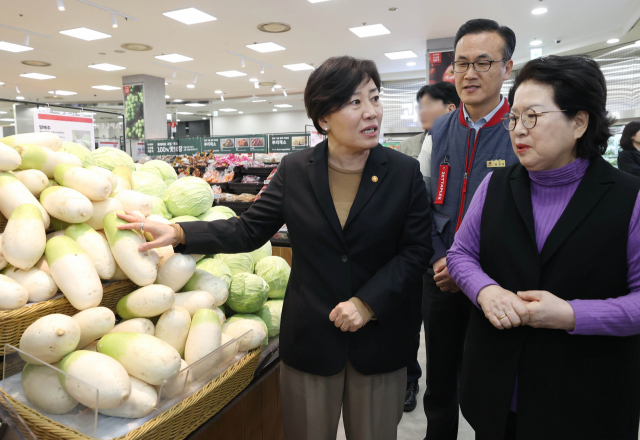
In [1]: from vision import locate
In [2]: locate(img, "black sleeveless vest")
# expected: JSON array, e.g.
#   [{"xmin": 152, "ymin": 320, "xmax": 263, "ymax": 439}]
[{"xmin": 460, "ymin": 157, "xmax": 640, "ymax": 440}]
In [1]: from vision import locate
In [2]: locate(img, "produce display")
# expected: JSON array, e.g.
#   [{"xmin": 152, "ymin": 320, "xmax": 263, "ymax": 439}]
[{"xmin": 0, "ymin": 132, "xmax": 290, "ymax": 430}]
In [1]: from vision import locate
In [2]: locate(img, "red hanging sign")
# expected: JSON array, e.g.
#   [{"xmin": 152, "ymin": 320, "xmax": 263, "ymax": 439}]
[{"xmin": 434, "ymin": 162, "xmax": 449, "ymax": 205}]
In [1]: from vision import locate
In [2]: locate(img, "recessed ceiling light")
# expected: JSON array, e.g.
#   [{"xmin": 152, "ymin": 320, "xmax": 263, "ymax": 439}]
[
  {"xmin": 407, "ymin": 61, "xmax": 417, "ymax": 66},
  {"xmin": 249, "ymin": 78, "xmax": 259, "ymax": 82},
  {"xmin": 246, "ymin": 42, "xmax": 286, "ymax": 53},
  {"xmin": 165, "ymin": 95, "xmax": 170, "ymax": 99},
  {"xmin": 309, "ymin": 0, "xmax": 330, "ymax": 2},
  {"xmin": 532, "ymin": 7, "xmax": 547, "ymax": 14},
  {"xmin": 274, "ymin": 104, "xmax": 292, "ymax": 108},
  {"xmin": 177, "ymin": 119, "xmax": 181, "ymax": 122},
  {"xmin": 239, "ymin": 111, "xmax": 244, "ymax": 114},
  {"xmin": 283, "ymin": 63, "xmax": 315, "ymax": 71},
  {"xmin": 21, "ymin": 60, "xmax": 51, "ymax": 67},
  {"xmin": 385, "ymin": 50, "xmax": 417, "ymax": 60},
  {"xmin": 185, "ymin": 103, "xmax": 206, "ymax": 107},
  {"xmin": 216, "ymin": 71, "xmax": 247, "ymax": 77},
  {"xmin": 0, "ymin": 111, "xmax": 6, "ymax": 114},
  {"xmin": 48, "ymin": 90, "xmax": 76, "ymax": 95},
  {"xmin": 163, "ymin": 8, "xmax": 217, "ymax": 25},
  {"xmin": 252, "ymin": 100, "xmax": 266, "ymax": 103},
  {"xmin": 186, "ymin": 84, "xmax": 195, "ymax": 88},
  {"xmin": 257, "ymin": 22, "xmax": 291, "ymax": 33},
  {"xmin": 177, "ymin": 112, "xmax": 193, "ymax": 115},
  {"xmin": 89, "ymin": 63, "xmax": 125, "ymax": 71},
  {"xmin": 20, "ymin": 73, "xmax": 56, "ymax": 80},
  {"xmin": 0, "ymin": 118, "xmax": 15, "ymax": 121},
  {"xmin": 215, "ymin": 90, "xmax": 223, "ymax": 94},
  {"xmin": 349, "ymin": 24, "xmax": 390, "ymax": 38},
  {"xmin": 219, "ymin": 108, "xmax": 237, "ymax": 112},
  {"xmin": 0, "ymin": 42, "xmax": 34, "ymax": 53},
  {"xmin": 155, "ymin": 53, "xmax": 193, "ymax": 63},
  {"xmin": 121, "ymin": 43, "xmax": 153, "ymax": 52},
  {"xmin": 60, "ymin": 27, "xmax": 111, "ymax": 41},
  {"xmin": 15, "ymin": 97, "xmax": 25, "ymax": 100},
  {"xmin": 272, "ymin": 109, "xmax": 278, "ymax": 112},
  {"xmin": 0, "ymin": 82, "xmax": 4, "ymax": 86},
  {"xmin": 202, "ymin": 117, "xmax": 207, "ymax": 120},
  {"xmin": 173, "ymin": 99, "xmax": 183, "ymax": 102},
  {"xmin": 207, "ymin": 114, "xmax": 212, "ymax": 116},
  {"xmin": 607, "ymin": 39, "xmax": 620, "ymax": 44},
  {"xmin": 92, "ymin": 85, "xmax": 120, "ymax": 90},
  {"xmin": 530, "ymin": 40, "xmax": 542, "ymax": 46},
  {"xmin": 274, "ymin": 85, "xmax": 282, "ymax": 89}
]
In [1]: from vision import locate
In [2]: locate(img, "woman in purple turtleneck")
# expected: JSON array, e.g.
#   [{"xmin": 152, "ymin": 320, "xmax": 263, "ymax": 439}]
[{"xmin": 448, "ymin": 55, "xmax": 640, "ymax": 440}]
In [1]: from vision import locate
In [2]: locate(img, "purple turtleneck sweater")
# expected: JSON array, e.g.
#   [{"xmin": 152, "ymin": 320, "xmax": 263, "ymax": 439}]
[{"xmin": 447, "ymin": 158, "xmax": 640, "ymax": 411}]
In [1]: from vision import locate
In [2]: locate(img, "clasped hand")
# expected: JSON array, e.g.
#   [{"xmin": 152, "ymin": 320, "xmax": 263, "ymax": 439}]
[
  {"xmin": 477, "ymin": 286, "xmax": 576, "ymax": 331},
  {"xmin": 329, "ymin": 301, "xmax": 364, "ymax": 333}
]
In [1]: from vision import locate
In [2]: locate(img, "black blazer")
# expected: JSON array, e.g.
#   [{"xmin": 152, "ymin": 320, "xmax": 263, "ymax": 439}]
[
  {"xmin": 177, "ymin": 141, "xmax": 433, "ymax": 376},
  {"xmin": 618, "ymin": 149, "xmax": 640, "ymax": 177}
]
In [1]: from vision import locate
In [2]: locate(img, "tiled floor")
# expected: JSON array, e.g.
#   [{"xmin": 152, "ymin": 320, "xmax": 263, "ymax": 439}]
[{"xmin": 337, "ymin": 330, "xmax": 475, "ymax": 440}]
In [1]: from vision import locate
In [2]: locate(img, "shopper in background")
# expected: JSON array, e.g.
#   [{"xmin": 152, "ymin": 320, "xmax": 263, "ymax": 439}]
[
  {"xmin": 617, "ymin": 121, "xmax": 640, "ymax": 176},
  {"xmin": 117, "ymin": 56, "xmax": 433, "ymax": 440},
  {"xmin": 448, "ymin": 55, "xmax": 640, "ymax": 440},
  {"xmin": 422, "ymin": 18, "xmax": 518, "ymax": 440},
  {"xmin": 397, "ymin": 82, "xmax": 460, "ymax": 413}
]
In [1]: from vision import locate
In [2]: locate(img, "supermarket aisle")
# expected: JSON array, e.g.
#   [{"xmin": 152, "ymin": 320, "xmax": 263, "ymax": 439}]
[{"xmin": 337, "ymin": 329, "xmax": 475, "ymax": 440}]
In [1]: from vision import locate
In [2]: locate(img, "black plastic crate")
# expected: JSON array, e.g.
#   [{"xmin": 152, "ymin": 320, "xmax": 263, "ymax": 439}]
[
  {"xmin": 227, "ymin": 181, "xmax": 263, "ymax": 195},
  {"xmin": 217, "ymin": 200, "xmax": 253, "ymax": 216},
  {"xmin": 243, "ymin": 166, "xmax": 278, "ymax": 178}
]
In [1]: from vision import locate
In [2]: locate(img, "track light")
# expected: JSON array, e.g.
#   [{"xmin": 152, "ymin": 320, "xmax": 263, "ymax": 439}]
[
  {"xmin": 111, "ymin": 13, "xmax": 118, "ymax": 28},
  {"xmin": 172, "ymin": 69, "xmax": 177, "ymax": 78},
  {"xmin": 260, "ymin": 64, "xmax": 265, "ymax": 74},
  {"xmin": 283, "ymin": 89, "xmax": 287, "ymax": 97},
  {"xmin": 254, "ymin": 81, "xmax": 259, "ymax": 89},
  {"xmin": 16, "ymin": 86, "xmax": 20, "ymax": 93},
  {"xmin": 23, "ymin": 34, "xmax": 29, "ymax": 46},
  {"xmin": 241, "ymin": 58, "xmax": 246, "ymax": 68},
  {"xmin": 221, "ymin": 95, "xmax": 224, "ymax": 102},
  {"xmin": 193, "ymin": 75, "xmax": 197, "ymax": 83},
  {"xmin": 56, "ymin": 0, "xmax": 65, "ymax": 11}
]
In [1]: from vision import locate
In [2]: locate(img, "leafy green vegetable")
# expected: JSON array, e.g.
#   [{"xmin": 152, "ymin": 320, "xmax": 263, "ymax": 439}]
[
  {"xmin": 59, "ymin": 142, "xmax": 97, "ymax": 167},
  {"xmin": 227, "ymin": 273, "xmax": 269, "ymax": 314},
  {"xmin": 250, "ymin": 242, "xmax": 272, "ymax": 264},
  {"xmin": 132, "ymin": 171, "xmax": 167, "ymax": 198},
  {"xmin": 253, "ymin": 300, "xmax": 283, "ymax": 337},
  {"xmin": 140, "ymin": 160, "xmax": 178, "ymax": 185},
  {"xmin": 255, "ymin": 256, "xmax": 290, "ymax": 299},
  {"xmin": 196, "ymin": 258, "xmax": 233, "ymax": 288},
  {"xmin": 92, "ymin": 147, "xmax": 135, "ymax": 171},
  {"xmin": 214, "ymin": 253, "xmax": 255, "ymax": 275},
  {"xmin": 164, "ymin": 176, "xmax": 213, "ymax": 217}
]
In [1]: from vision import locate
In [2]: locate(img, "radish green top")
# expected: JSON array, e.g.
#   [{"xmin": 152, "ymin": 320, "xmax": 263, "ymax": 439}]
[
  {"xmin": 57, "ymin": 350, "xmax": 93, "ymax": 388},
  {"xmin": 9, "ymin": 203, "xmax": 42, "ymax": 221},
  {"xmin": 0, "ymin": 171, "xmax": 19, "ymax": 186},
  {"xmin": 16, "ymin": 145, "xmax": 48, "ymax": 170},
  {"xmin": 45, "ymin": 236, "xmax": 86, "ymax": 265},
  {"xmin": 96, "ymin": 332, "xmax": 143, "ymax": 360},
  {"xmin": 103, "ymin": 210, "xmax": 137, "ymax": 245},
  {"xmin": 191, "ymin": 309, "xmax": 220, "ymax": 327},
  {"xmin": 53, "ymin": 163, "xmax": 79, "ymax": 186},
  {"xmin": 65, "ymin": 223, "xmax": 95, "ymax": 241},
  {"xmin": 39, "ymin": 186, "xmax": 64, "ymax": 202}
]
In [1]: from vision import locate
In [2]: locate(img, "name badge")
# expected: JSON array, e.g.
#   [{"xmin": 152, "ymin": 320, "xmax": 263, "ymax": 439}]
[{"xmin": 487, "ymin": 160, "xmax": 506, "ymax": 168}]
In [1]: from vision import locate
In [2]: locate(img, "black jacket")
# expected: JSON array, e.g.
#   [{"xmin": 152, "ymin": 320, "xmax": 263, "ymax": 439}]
[
  {"xmin": 177, "ymin": 141, "xmax": 433, "ymax": 376},
  {"xmin": 617, "ymin": 149, "xmax": 640, "ymax": 177}
]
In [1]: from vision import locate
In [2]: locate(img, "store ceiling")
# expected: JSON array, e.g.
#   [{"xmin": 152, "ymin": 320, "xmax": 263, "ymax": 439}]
[{"xmin": 0, "ymin": 0, "xmax": 639, "ymax": 120}]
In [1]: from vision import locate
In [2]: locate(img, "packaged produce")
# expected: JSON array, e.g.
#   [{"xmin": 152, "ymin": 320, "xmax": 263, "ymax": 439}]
[{"xmin": 241, "ymin": 175, "xmax": 261, "ymax": 184}]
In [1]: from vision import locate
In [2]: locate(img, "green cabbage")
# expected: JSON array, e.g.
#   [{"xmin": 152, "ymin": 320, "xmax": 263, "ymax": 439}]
[
  {"xmin": 150, "ymin": 196, "xmax": 172, "ymax": 219},
  {"xmin": 135, "ymin": 163, "xmax": 143, "ymax": 171},
  {"xmin": 140, "ymin": 160, "xmax": 178, "ymax": 185},
  {"xmin": 198, "ymin": 208, "xmax": 231, "ymax": 222},
  {"xmin": 227, "ymin": 273, "xmax": 269, "ymax": 313},
  {"xmin": 228, "ymin": 314, "xmax": 269, "ymax": 347},
  {"xmin": 255, "ymin": 256, "xmax": 290, "ymax": 299},
  {"xmin": 196, "ymin": 258, "xmax": 233, "ymax": 288},
  {"xmin": 59, "ymin": 142, "xmax": 97, "ymax": 167},
  {"xmin": 132, "ymin": 171, "xmax": 167, "ymax": 198},
  {"xmin": 92, "ymin": 147, "xmax": 135, "ymax": 171},
  {"xmin": 164, "ymin": 176, "xmax": 213, "ymax": 217},
  {"xmin": 250, "ymin": 242, "xmax": 272, "ymax": 264},
  {"xmin": 214, "ymin": 253, "xmax": 255, "ymax": 275},
  {"xmin": 170, "ymin": 215, "xmax": 199, "ymax": 223},
  {"xmin": 208, "ymin": 206, "xmax": 236, "ymax": 219},
  {"xmin": 254, "ymin": 300, "xmax": 283, "ymax": 337}
]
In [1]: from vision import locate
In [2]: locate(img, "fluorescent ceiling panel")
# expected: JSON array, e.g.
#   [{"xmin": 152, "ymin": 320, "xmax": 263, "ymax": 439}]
[
  {"xmin": 219, "ymin": 108, "xmax": 237, "ymax": 112},
  {"xmin": 155, "ymin": 53, "xmax": 193, "ymax": 63},
  {"xmin": 48, "ymin": 90, "xmax": 77, "ymax": 95},
  {"xmin": 177, "ymin": 112, "xmax": 193, "ymax": 115},
  {"xmin": 274, "ymin": 104, "xmax": 292, "ymax": 108},
  {"xmin": 283, "ymin": 63, "xmax": 314, "ymax": 71},
  {"xmin": 185, "ymin": 103, "xmax": 207, "ymax": 107},
  {"xmin": 92, "ymin": 85, "xmax": 120, "ymax": 90},
  {"xmin": 216, "ymin": 70, "xmax": 247, "ymax": 77},
  {"xmin": 252, "ymin": 100, "xmax": 266, "ymax": 103},
  {"xmin": 0, "ymin": 118, "xmax": 15, "ymax": 121},
  {"xmin": 309, "ymin": 0, "xmax": 330, "ymax": 2},
  {"xmin": 20, "ymin": 73, "xmax": 56, "ymax": 80},
  {"xmin": 384, "ymin": 50, "xmax": 417, "ymax": 60},
  {"xmin": 349, "ymin": 24, "xmax": 390, "ymax": 38},
  {"xmin": 88, "ymin": 63, "xmax": 125, "ymax": 71},
  {"xmin": 246, "ymin": 42, "xmax": 285, "ymax": 53},
  {"xmin": 59, "ymin": 27, "xmax": 111, "ymax": 41},
  {"xmin": 0, "ymin": 41, "xmax": 33, "ymax": 52},
  {"xmin": 163, "ymin": 8, "xmax": 217, "ymax": 25}
]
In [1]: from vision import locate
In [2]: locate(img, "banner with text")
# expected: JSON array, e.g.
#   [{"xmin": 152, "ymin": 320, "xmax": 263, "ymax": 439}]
[
  {"xmin": 268, "ymin": 133, "xmax": 310, "ymax": 152},
  {"xmin": 34, "ymin": 111, "xmax": 95, "ymax": 150},
  {"xmin": 201, "ymin": 135, "xmax": 267, "ymax": 154}
]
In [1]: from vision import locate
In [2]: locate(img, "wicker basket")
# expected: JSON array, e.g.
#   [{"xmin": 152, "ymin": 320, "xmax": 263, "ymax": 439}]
[
  {"xmin": 0, "ymin": 212, "xmax": 7, "ymax": 233},
  {"xmin": 0, "ymin": 348, "xmax": 261, "ymax": 440}
]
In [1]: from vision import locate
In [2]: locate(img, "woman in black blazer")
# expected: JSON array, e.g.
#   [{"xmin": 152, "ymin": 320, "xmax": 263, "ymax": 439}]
[
  {"xmin": 118, "ymin": 56, "xmax": 433, "ymax": 440},
  {"xmin": 618, "ymin": 121, "xmax": 640, "ymax": 176}
]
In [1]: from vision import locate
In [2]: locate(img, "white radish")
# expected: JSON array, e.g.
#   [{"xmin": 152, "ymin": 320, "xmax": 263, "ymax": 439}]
[
  {"xmin": 40, "ymin": 186, "xmax": 93, "ymax": 223},
  {"xmin": 103, "ymin": 211, "xmax": 157, "ymax": 286},
  {"xmin": 22, "ymin": 363, "xmax": 79, "ymax": 415},
  {"xmin": 1, "ymin": 132, "xmax": 62, "ymax": 151},
  {"xmin": 19, "ymin": 314, "xmax": 81, "ymax": 364},
  {"xmin": 54, "ymin": 164, "xmax": 111, "ymax": 201},
  {"xmin": 174, "ymin": 291, "xmax": 216, "ymax": 317},
  {"xmin": 154, "ymin": 306, "xmax": 191, "ymax": 357},
  {"xmin": 46, "ymin": 230, "xmax": 66, "ymax": 242},
  {"xmin": 3, "ymin": 266, "xmax": 57, "ymax": 302},
  {"xmin": 72, "ymin": 307, "xmax": 116, "ymax": 349},
  {"xmin": 87, "ymin": 166, "xmax": 117, "ymax": 192},
  {"xmin": 116, "ymin": 285, "xmax": 174, "ymax": 319},
  {"xmin": 144, "ymin": 214, "xmax": 171, "ymax": 241},
  {"xmin": 65, "ymin": 224, "xmax": 116, "ymax": 280},
  {"xmin": 156, "ymin": 254, "xmax": 196, "ymax": 292},
  {"xmin": 53, "ymin": 151, "xmax": 82, "ymax": 169},
  {"xmin": 114, "ymin": 190, "xmax": 152, "ymax": 216},
  {"xmin": 97, "ymin": 333, "xmax": 181, "ymax": 385},
  {"xmin": 2, "ymin": 203, "xmax": 46, "ymax": 270},
  {"xmin": 0, "ymin": 274, "xmax": 29, "ymax": 310},
  {"xmin": 0, "ymin": 234, "xmax": 6, "ymax": 270},
  {"xmin": 98, "ymin": 376, "xmax": 157, "ymax": 418},
  {"xmin": 16, "ymin": 144, "xmax": 59, "ymax": 178},
  {"xmin": 58, "ymin": 350, "xmax": 131, "ymax": 409},
  {"xmin": 46, "ymin": 236, "xmax": 103, "ymax": 310},
  {"xmin": 0, "ymin": 141, "xmax": 22, "ymax": 171},
  {"xmin": 12, "ymin": 169, "xmax": 48, "ymax": 197},
  {"xmin": 215, "ymin": 307, "xmax": 226, "ymax": 324},
  {"xmin": 109, "ymin": 318, "xmax": 155, "ymax": 335},
  {"xmin": 33, "ymin": 255, "xmax": 50, "ymax": 275},
  {"xmin": 82, "ymin": 341, "xmax": 99, "ymax": 352},
  {"xmin": 222, "ymin": 319, "xmax": 267, "ymax": 352},
  {"xmin": 0, "ymin": 172, "xmax": 50, "ymax": 228},
  {"xmin": 154, "ymin": 245, "xmax": 175, "ymax": 267},
  {"xmin": 156, "ymin": 359, "xmax": 191, "ymax": 399},
  {"xmin": 184, "ymin": 309, "xmax": 222, "ymax": 365},
  {"xmin": 182, "ymin": 270, "xmax": 229, "ymax": 307},
  {"xmin": 86, "ymin": 197, "xmax": 123, "ymax": 230},
  {"xmin": 111, "ymin": 165, "xmax": 132, "ymax": 195},
  {"xmin": 109, "ymin": 261, "xmax": 129, "ymax": 281}
]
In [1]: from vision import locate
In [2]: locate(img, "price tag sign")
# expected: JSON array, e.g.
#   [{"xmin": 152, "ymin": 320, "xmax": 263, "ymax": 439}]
[
  {"xmin": 268, "ymin": 133, "xmax": 310, "ymax": 152},
  {"xmin": 145, "ymin": 139, "xmax": 179, "ymax": 156},
  {"xmin": 178, "ymin": 137, "xmax": 202, "ymax": 155}
]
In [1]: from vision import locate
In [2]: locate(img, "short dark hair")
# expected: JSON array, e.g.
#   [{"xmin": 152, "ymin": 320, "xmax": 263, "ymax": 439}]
[
  {"xmin": 454, "ymin": 19, "xmax": 516, "ymax": 61},
  {"xmin": 304, "ymin": 56, "xmax": 381, "ymax": 135},
  {"xmin": 417, "ymin": 82, "xmax": 460, "ymax": 107},
  {"xmin": 620, "ymin": 121, "xmax": 640, "ymax": 151},
  {"xmin": 508, "ymin": 55, "xmax": 614, "ymax": 159}
]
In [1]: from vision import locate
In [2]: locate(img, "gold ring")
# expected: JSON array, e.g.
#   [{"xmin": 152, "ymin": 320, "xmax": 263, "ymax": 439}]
[{"xmin": 498, "ymin": 314, "xmax": 507, "ymax": 320}]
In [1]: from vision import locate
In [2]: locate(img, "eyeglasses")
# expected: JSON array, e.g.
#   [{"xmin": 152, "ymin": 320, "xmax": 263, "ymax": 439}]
[
  {"xmin": 502, "ymin": 108, "xmax": 567, "ymax": 131},
  {"xmin": 451, "ymin": 59, "xmax": 508, "ymax": 73}
]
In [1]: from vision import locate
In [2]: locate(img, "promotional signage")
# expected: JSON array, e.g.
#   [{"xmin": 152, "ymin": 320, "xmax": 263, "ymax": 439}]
[
  {"xmin": 33, "ymin": 111, "xmax": 95, "ymax": 150},
  {"xmin": 145, "ymin": 139, "xmax": 180, "ymax": 156},
  {"xmin": 124, "ymin": 84, "xmax": 145, "ymax": 140},
  {"xmin": 98, "ymin": 141, "xmax": 119, "ymax": 149},
  {"xmin": 268, "ymin": 133, "xmax": 310, "ymax": 152},
  {"xmin": 201, "ymin": 135, "xmax": 267, "ymax": 154},
  {"xmin": 428, "ymin": 51, "xmax": 455, "ymax": 85},
  {"xmin": 178, "ymin": 137, "xmax": 203, "ymax": 155}
]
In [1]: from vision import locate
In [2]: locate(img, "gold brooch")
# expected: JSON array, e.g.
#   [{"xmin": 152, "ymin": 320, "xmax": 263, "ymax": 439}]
[{"xmin": 372, "ymin": 176, "xmax": 378, "ymax": 182}]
